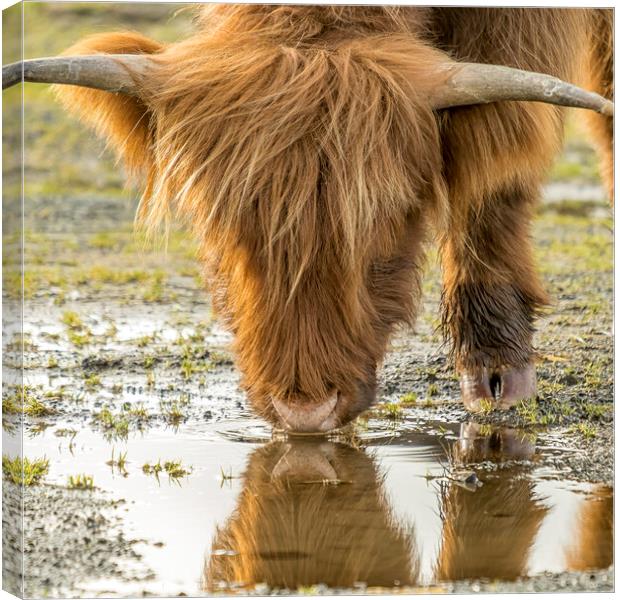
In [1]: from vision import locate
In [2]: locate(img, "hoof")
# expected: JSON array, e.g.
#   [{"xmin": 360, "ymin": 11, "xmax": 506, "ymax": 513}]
[
  {"xmin": 454, "ymin": 422, "xmax": 536, "ymax": 463},
  {"xmin": 460, "ymin": 363, "xmax": 536, "ymax": 412}
]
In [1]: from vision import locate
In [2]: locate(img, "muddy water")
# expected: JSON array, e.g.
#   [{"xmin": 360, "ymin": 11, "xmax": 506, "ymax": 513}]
[{"xmin": 20, "ymin": 417, "xmax": 613, "ymax": 596}]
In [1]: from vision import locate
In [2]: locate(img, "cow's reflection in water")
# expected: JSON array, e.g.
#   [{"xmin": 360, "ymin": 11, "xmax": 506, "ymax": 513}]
[
  {"xmin": 434, "ymin": 424, "xmax": 548, "ymax": 582},
  {"xmin": 204, "ymin": 424, "xmax": 613, "ymax": 591},
  {"xmin": 565, "ymin": 485, "xmax": 613, "ymax": 572},
  {"xmin": 203, "ymin": 441, "xmax": 419, "ymax": 591}
]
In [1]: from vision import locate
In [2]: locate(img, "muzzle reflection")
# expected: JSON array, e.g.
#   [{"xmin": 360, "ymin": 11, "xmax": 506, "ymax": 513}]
[{"xmin": 203, "ymin": 423, "xmax": 613, "ymax": 591}]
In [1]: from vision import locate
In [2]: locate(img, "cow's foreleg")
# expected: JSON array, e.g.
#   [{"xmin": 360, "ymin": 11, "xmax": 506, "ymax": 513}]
[{"xmin": 440, "ymin": 181, "xmax": 548, "ymax": 411}]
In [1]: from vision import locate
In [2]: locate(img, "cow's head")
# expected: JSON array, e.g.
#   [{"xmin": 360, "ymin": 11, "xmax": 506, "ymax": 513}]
[
  {"xmin": 15, "ymin": 6, "xmax": 609, "ymax": 432},
  {"xmin": 140, "ymin": 15, "xmax": 450, "ymax": 432}
]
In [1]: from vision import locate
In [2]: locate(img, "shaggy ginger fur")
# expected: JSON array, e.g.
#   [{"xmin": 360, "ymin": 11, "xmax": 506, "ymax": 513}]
[{"xmin": 56, "ymin": 6, "xmax": 613, "ymax": 425}]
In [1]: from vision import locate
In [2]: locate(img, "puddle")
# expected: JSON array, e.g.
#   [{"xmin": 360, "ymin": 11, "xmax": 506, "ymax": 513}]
[{"xmin": 18, "ymin": 418, "xmax": 613, "ymax": 595}]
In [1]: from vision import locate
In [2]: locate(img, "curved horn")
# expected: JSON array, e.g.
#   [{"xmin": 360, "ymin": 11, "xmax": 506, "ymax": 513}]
[
  {"xmin": 432, "ymin": 62, "xmax": 614, "ymax": 117},
  {"xmin": 4, "ymin": 55, "xmax": 613, "ymax": 117},
  {"xmin": 2, "ymin": 54, "xmax": 153, "ymax": 95}
]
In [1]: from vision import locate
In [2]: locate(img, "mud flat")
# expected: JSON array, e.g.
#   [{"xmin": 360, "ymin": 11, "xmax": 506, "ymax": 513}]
[{"xmin": 3, "ymin": 483, "xmax": 154, "ymax": 597}]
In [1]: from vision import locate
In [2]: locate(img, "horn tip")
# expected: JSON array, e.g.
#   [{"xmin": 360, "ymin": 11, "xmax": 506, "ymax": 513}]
[{"xmin": 601, "ymin": 102, "xmax": 614, "ymax": 118}]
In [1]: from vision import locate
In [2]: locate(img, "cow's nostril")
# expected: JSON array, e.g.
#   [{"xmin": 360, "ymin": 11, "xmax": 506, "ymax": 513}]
[
  {"xmin": 271, "ymin": 392, "xmax": 339, "ymax": 434},
  {"xmin": 489, "ymin": 372, "xmax": 502, "ymax": 399}
]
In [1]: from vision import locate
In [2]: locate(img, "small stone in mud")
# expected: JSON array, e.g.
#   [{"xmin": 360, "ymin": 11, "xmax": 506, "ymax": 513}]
[
  {"xmin": 464, "ymin": 472, "xmax": 481, "ymax": 487},
  {"xmin": 451, "ymin": 470, "xmax": 483, "ymax": 491}
]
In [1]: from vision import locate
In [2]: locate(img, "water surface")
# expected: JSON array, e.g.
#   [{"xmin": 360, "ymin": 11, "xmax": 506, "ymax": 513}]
[{"xmin": 22, "ymin": 418, "xmax": 613, "ymax": 595}]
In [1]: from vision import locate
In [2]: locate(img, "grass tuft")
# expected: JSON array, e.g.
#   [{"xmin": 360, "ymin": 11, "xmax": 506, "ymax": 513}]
[
  {"xmin": 24, "ymin": 396, "xmax": 56, "ymax": 417},
  {"xmin": 3, "ymin": 455, "xmax": 49, "ymax": 486},
  {"xmin": 92, "ymin": 406, "xmax": 129, "ymax": 440},
  {"xmin": 478, "ymin": 398, "xmax": 495, "ymax": 415},
  {"xmin": 143, "ymin": 458, "xmax": 192, "ymax": 482},
  {"xmin": 570, "ymin": 422, "xmax": 597, "ymax": 440},
  {"xmin": 399, "ymin": 392, "xmax": 418, "ymax": 407},
  {"xmin": 67, "ymin": 473, "xmax": 94, "ymax": 489},
  {"xmin": 84, "ymin": 373, "xmax": 102, "ymax": 390}
]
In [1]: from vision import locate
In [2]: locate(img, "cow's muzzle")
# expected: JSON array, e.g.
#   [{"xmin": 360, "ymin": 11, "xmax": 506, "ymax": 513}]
[{"xmin": 272, "ymin": 392, "xmax": 340, "ymax": 433}]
